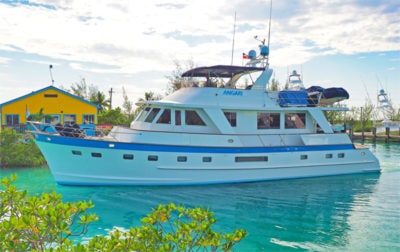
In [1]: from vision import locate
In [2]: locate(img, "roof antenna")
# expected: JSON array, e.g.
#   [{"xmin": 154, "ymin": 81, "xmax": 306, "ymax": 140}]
[
  {"xmin": 267, "ymin": 0, "xmax": 272, "ymax": 64},
  {"xmin": 49, "ymin": 64, "xmax": 54, "ymax": 85},
  {"xmin": 230, "ymin": 11, "xmax": 237, "ymax": 65}
]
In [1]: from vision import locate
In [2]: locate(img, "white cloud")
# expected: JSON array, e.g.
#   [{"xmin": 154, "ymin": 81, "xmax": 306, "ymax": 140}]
[{"xmin": 0, "ymin": 0, "xmax": 399, "ymax": 107}]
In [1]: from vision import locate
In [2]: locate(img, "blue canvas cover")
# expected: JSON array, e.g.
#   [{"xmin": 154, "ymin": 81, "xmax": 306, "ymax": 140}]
[{"xmin": 278, "ymin": 90, "xmax": 308, "ymax": 107}]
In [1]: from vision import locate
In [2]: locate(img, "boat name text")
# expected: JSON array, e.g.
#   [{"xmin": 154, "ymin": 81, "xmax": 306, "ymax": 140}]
[{"xmin": 222, "ymin": 90, "xmax": 243, "ymax": 96}]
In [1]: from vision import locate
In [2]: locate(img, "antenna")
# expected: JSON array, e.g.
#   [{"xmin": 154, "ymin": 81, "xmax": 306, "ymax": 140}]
[
  {"xmin": 267, "ymin": 0, "xmax": 272, "ymax": 58},
  {"xmin": 230, "ymin": 11, "xmax": 237, "ymax": 65},
  {"xmin": 49, "ymin": 64, "xmax": 54, "ymax": 85}
]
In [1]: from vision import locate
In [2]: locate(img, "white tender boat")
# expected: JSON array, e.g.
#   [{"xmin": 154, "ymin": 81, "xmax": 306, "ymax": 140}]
[{"xmin": 31, "ymin": 42, "xmax": 380, "ymax": 186}]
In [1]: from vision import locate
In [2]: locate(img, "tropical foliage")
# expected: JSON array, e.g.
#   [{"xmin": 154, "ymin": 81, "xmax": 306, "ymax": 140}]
[
  {"xmin": 0, "ymin": 175, "xmax": 246, "ymax": 251},
  {"xmin": 0, "ymin": 129, "xmax": 45, "ymax": 168}
]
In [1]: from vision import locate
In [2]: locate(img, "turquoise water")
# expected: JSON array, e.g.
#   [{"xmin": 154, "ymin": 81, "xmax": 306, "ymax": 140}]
[{"xmin": 1, "ymin": 142, "xmax": 399, "ymax": 251}]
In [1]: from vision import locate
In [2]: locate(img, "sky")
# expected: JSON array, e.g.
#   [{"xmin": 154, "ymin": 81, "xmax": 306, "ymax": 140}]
[{"xmin": 0, "ymin": 0, "xmax": 399, "ymax": 110}]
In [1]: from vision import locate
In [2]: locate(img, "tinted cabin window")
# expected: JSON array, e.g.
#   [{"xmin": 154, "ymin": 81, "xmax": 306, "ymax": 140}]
[
  {"xmin": 285, "ymin": 113, "xmax": 306, "ymax": 129},
  {"xmin": 145, "ymin": 108, "xmax": 160, "ymax": 123},
  {"xmin": 257, "ymin": 113, "xmax": 280, "ymax": 129},
  {"xmin": 224, "ymin": 112, "xmax": 237, "ymax": 127},
  {"xmin": 157, "ymin": 109, "xmax": 171, "ymax": 124},
  {"xmin": 137, "ymin": 107, "xmax": 151, "ymax": 121},
  {"xmin": 175, "ymin": 110, "xmax": 181, "ymax": 125},
  {"xmin": 185, "ymin": 110, "xmax": 206, "ymax": 126}
]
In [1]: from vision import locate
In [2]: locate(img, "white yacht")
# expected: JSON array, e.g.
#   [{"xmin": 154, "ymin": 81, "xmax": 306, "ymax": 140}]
[{"xmin": 31, "ymin": 42, "xmax": 380, "ymax": 186}]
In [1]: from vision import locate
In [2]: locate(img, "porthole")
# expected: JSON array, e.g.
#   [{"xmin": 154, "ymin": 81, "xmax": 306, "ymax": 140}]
[
  {"xmin": 123, "ymin": 154, "xmax": 134, "ymax": 160},
  {"xmin": 338, "ymin": 153, "xmax": 345, "ymax": 158},
  {"xmin": 148, "ymin": 155, "xmax": 158, "ymax": 161},
  {"xmin": 325, "ymin": 153, "xmax": 333, "ymax": 159},
  {"xmin": 300, "ymin": 154, "xmax": 308, "ymax": 160},
  {"xmin": 72, "ymin": 150, "xmax": 82, "ymax": 155},
  {"xmin": 91, "ymin": 153, "xmax": 102, "ymax": 158},
  {"xmin": 177, "ymin": 156, "xmax": 187, "ymax": 162},
  {"xmin": 202, "ymin": 157, "xmax": 212, "ymax": 162}
]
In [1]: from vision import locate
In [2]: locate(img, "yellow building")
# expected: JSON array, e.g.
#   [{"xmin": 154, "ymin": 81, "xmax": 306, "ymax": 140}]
[{"xmin": 0, "ymin": 85, "xmax": 98, "ymax": 129}]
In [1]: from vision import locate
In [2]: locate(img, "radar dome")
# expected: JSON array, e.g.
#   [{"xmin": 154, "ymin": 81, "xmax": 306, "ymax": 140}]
[
  {"xmin": 248, "ymin": 50, "xmax": 257, "ymax": 59},
  {"xmin": 260, "ymin": 45, "xmax": 269, "ymax": 56}
]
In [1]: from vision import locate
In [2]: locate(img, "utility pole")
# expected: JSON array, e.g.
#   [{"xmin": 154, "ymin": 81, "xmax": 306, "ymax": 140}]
[{"xmin": 109, "ymin": 88, "xmax": 114, "ymax": 109}]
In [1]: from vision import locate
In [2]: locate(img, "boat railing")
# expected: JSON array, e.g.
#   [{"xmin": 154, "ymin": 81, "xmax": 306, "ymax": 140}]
[{"xmin": 27, "ymin": 121, "xmax": 91, "ymax": 138}]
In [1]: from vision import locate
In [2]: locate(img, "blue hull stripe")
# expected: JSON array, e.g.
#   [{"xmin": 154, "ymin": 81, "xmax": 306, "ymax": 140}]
[{"xmin": 35, "ymin": 133, "xmax": 355, "ymax": 154}]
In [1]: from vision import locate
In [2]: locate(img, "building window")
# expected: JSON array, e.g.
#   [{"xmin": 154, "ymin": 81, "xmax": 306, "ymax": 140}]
[
  {"xmin": 64, "ymin": 114, "xmax": 76, "ymax": 123},
  {"xmin": 157, "ymin": 109, "xmax": 171, "ymax": 124},
  {"xmin": 257, "ymin": 112, "xmax": 280, "ymax": 129},
  {"xmin": 44, "ymin": 94, "xmax": 58, "ymax": 98},
  {"xmin": 83, "ymin": 114, "xmax": 95, "ymax": 124},
  {"xmin": 45, "ymin": 115, "xmax": 61, "ymax": 124},
  {"xmin": 285, "ymin": 113, "xmax": 306, "ymax": 129},
  {"xmin": 5, "ymin": 114, "xmax": 19, "ymax": 126},
  {"xmin": 224, "ymin": 112, "xmax": 237, "ymax": 127},
  {"xmin": 185, "ymin": 110, "xmax": 206, "ymax": 126}
]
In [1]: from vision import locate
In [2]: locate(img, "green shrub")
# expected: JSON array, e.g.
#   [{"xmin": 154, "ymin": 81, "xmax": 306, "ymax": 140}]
[
  {"xmin": 0, "ymin": 175, "xmax": 247, "ymax": 251},
  {"xmin": 0, "ymin": 130, "xmax": 46, "ymax": 168}
]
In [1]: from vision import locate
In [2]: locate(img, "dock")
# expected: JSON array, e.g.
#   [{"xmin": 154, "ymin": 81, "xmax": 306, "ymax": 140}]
[{"xmin": 349, "ymin": 127, "xmax": 400, "ymax": 143}]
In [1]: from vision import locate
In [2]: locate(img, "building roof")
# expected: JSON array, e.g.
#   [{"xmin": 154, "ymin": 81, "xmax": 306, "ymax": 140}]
[{"xmin": 0, "ymin": 85, "xmax": 99, "ymax": 109}]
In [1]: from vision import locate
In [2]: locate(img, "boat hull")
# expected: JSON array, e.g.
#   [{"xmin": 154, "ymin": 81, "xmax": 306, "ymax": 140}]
[{"xmin": 34, "ymin": 133, "xmax": 380, "ymax": 186}]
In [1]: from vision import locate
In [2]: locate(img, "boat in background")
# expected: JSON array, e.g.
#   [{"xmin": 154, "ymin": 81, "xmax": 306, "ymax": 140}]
[
  {"xmin": 30, "ymin": 39, "xmax": 380, "ymax": 186},
  {"xmin": 373, "ymin": 89, "xmax": 399, "ymax": 133},
  {"xmin": 286, "ymin": 70, "xmax": 349, "ymax": 106}
]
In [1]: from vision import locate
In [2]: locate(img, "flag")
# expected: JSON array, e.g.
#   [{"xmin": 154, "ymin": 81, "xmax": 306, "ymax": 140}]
[
  {"xmin": 26, "ymin": 105, "xmax": 30, "ymax": 119},
  {"xmin": 242, "ymin": 53, "xmax": 249, "ymax": 59}
]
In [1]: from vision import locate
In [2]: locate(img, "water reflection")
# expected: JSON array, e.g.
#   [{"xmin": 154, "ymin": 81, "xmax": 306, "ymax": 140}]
[{"xmin": 55, "ymin": 173, "xmax": 381, "ymax": 250}]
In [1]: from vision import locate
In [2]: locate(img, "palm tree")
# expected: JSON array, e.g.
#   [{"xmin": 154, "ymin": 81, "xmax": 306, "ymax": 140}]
[{"xmin": 90, "ymin": 91, "xmax": 110, "ymax": 113}]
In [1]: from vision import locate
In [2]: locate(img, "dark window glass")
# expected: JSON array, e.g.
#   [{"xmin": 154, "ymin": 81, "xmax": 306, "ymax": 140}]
[
  {"xmin": 235, "ymin": 156, "xmax": 268, "ymax": 162},
  {"xmin": 177, "ymin": 156, "xmax": 187, "ymax": 162},
  {"xmin": 202, "ymin": 157, "xmax": 212, "ymax": 162},
  {"xmin": 6, "ymin": 115, "xmax": 19, "ymax": 126},
  {"xmin": 137, "ymin": 107, "xmax": 151, "ymax": 121},
  {"xmin": 44, "ymin": 94, "xmax": 58, "ymax": 98},
  {"xmin": 175, "ymin": 110, "xmax": 181, "ymax": 125},
  {"xmin": 157, "ymin": 109, "xmax": 171, "ymax": 124},
  {"xmin": 91, "ymin": 153, "xmax": 102, "ymax": 158},
  {"xmin": 285, "ymin": 113, "xmax": 306, "ymax": 129},
  {"xmin": 83, "ymin": 114, "xmax": 95, "ymax": 124},
  {"xmin": 123, "ymin": 154, "xmax": 134, "ymax": 160},
  {"xmin": 224, "ymin": 112, "xmax": 237, "ymax": 127},
  {"xmin": 185, "ymin": 110, "xmax": 206, "ymax": 126},
  {"xmin": 148, "ymin": 155, "xmax": 158, "ymax": 161},
  {"xmin": 72, "ymin": 150, "xmax": 82, "ymax": 155},
  {"xmin": 257, "ymin": 113, "xmax": 280, "ymax": 129},
  {"xmin": 145, "ymin": 108, "xmax": 160, "ymax": 123}
]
